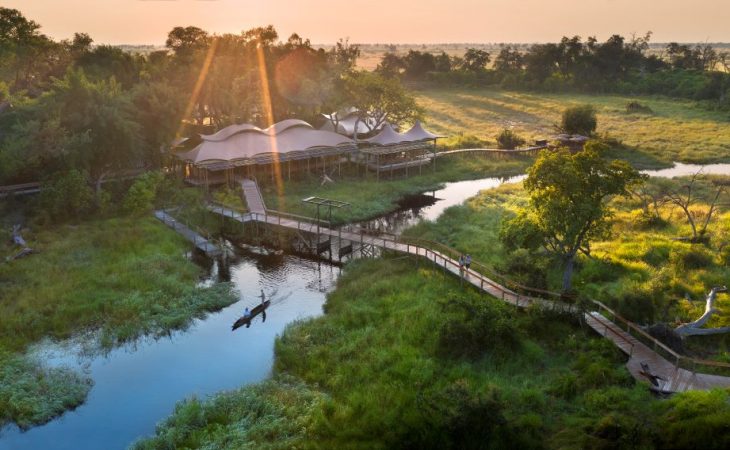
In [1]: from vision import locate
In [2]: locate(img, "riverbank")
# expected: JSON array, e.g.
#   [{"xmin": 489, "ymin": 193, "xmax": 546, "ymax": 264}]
[
  {"xmin": 0, "ymin": 215, "xmax": 237, "ymax": 428},
  {"xmin": 404, "ymin": 176, "xmax": 730, "ymax": 362},
  {"xmin": 134, "ymin": 258, "xmax": 730, "ymax": 449},
  {"xmin": 260, "ymin": 155, "xmax": 532, "ymax": 224}
]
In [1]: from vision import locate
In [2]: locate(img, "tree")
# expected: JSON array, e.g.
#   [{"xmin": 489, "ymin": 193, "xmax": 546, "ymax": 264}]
[
  {"xmin": 460, "ymin": 48, "xmax": 490, "ymax": 72},
  {"xmin": 165, "ymin": 26, "xmax": 209, "ymax": 59},
  {"xmin": 561, "ymin": 104, "xmax": 597, "ymax": 135},
  {"xmin": 342, "ymin": 71, "xmax": 421, "ymax": 137},
  {"xmin": 502, "ymin": 144, "xmax": 643, "ymax": 292},
  {"xmin": 665, "ymin": 172, "xmax": 726, "ymax": 241},
  {"xmin": 375, "ymin": 52, "xmax": 404, "ymax": 78},
  {"xmin": 494, "ymin": 46, "xmax": 524, "ymax": 73},
  {"xmin": 495, "ymin": 129, "xmax": 526, "ymax": 150},
  {"xmin": 42, "ymin": 69, "xmax": 141, "ymax": 202}
]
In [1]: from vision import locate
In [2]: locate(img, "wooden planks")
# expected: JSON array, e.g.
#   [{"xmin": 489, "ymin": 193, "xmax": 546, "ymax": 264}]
[{"xmin": 154, "ymin": 210, "xmax": 221, "ymax": 257}]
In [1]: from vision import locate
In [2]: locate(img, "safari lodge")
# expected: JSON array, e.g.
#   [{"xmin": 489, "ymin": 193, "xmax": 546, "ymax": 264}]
[{"xmin": 174, "ymin": 118, "xmax": 441, "ymax": 187}]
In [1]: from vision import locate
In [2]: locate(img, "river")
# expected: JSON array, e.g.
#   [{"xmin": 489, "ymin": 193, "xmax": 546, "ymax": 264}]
[{"xmin": 1, "ymin": 161, "xmax": 727, "ymax": 449}]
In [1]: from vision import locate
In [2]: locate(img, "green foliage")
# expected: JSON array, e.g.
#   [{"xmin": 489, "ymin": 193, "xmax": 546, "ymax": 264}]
[
  {"xmin": 656, "ymin": 389, "xmax": 730, "ymax": 450},
  {"xmin": 438, "ymin": 292, "xmax": 521, "ymax": 359},
  {"xmin": 561, "ymin": 104, "xmax": 598, "ymax": 135},
  {"xmin": 0, "ymin": 216, "xmax": 235, "ymax": 352},
  {"xmin": 625, "ymin": 101, "xmax": 653, "ymax": 114},
  {"xmin": 495, "ymin": 128, "xmax": 526, "ymax": 150},
  {"xmin": 38, "ymin": 169, "xmax": 93, "ymax": 220},
  {"xmin": 123, "ymin": 171, "xmax": 164, "ymax": 214},
  {"xmin": 132, "ymin": 376, "xmax": 326, "ymax": 450},
  {"xmin": 0, "ymin": 351, "xmax": 93, "ymax": 429},
  {"xmin": 520, "ymin": 147, "xmax": 643, "ymax": 291}
]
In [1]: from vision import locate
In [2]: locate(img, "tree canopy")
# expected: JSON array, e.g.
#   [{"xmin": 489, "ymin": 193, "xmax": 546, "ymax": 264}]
[{"xmin": 501, "ymin": 143, "xmax": 644, "ymax": 292}]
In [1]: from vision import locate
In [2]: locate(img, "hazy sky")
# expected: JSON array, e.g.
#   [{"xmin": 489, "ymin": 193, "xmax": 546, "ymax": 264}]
[{"xmin": 5, "ymin": 0, "xmax": 730, "ymax": 45}]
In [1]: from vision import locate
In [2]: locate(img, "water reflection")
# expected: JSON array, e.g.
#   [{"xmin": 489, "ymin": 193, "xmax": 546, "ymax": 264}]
[{"xmin": 0, "ymin": 250, "xmax": 338, "ymax": 450}]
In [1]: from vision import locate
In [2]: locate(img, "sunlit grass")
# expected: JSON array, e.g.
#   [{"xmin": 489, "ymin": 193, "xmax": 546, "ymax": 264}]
[{"xmin": 417, "ymin": 87, "xmax": 730, "ymax": 165}]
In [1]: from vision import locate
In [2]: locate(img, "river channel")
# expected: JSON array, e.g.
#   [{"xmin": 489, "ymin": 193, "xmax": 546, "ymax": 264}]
[{"xmin": 1, "ymin": 161, "xmax": 727, "ymax": 449}]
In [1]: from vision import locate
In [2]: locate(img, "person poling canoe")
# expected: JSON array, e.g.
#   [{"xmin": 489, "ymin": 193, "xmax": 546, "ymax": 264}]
[{"xmin": 232, "ymin": 295, "xmax": 271, "ymax": 331}]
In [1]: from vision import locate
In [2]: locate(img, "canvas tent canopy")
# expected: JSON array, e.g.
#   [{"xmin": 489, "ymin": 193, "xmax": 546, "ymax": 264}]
[
  {"xmin": 176, "ymin": 119, "xmax": 357, "ymax": 169},
  {"xmin": 360, "ymin": 121, "xmax": 443, "ymax": 155}
]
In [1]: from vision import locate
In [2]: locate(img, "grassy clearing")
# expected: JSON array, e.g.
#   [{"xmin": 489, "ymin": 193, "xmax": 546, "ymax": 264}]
[
  {"xmin": 259, "ymin": 156, "xmax": 531, "ymax": 224},
  {"xmin": 405, "ymin": 176, "xmax": 730, "ymax": 361},
  {"xmin": 417, "ymin": 87, "xmax": 730, "ymax": 166},
  {"xmin": 136, "ymin": 258, "xmax": 730, "ymax": 449},
  {"xmin": 0, "ymin": 213, "xmax": 237, "ymax": 428}
]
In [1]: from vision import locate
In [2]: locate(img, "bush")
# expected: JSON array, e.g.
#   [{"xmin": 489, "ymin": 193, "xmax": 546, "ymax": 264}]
[
  {"xmin": 438, "ymin": 293, "xmax": 521, "ymax": 359},
  {"xmin": 625, "ymin": 101, "xmax": 653, "ymax": 114},
  {"xmin": 495, "ymin": 128, "xmax": 526, "ymax": 150},
  {"xmin": 123, "ymin": 171, "xmax": 165, "ymax": 214},
  {"xmin": 561, "ymin": 104, "xmax": 597, "ymax": 135},
  {"xmin": 669, "ymin": 245, "xmax": 713, "ymax": 273},
  {"xmin": 39, "ymin": 170, "xmax": 93, "ymax": 220}
]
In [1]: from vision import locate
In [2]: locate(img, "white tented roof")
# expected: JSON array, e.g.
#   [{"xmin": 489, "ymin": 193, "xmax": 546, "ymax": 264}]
[
  {"xmin": 401, "ymin": 121, "xmax": 442, "ymax": 141},
  {"xmin": 364, "ymin": 121, "xmax": 441, "ymax": 146},
  {"xmin": 178, "ymin": 120, "xmax": 354, "ymax": 164}
]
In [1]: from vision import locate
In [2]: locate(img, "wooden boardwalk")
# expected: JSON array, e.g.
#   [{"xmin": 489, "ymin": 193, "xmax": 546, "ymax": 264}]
[
  {"xmin": 239, "ymin": 178, "xmax": 266, "ymax": 213},
  {"xmin": 154, "ymin": 210, "xmax": 222, "ymax": 257},
  {"xmin": 436, "ymin": 146, "xmax": 547, "ymax": 158},
  {"xmin": 206, "ymin": 179, "xmax": 730, "ymax": 392}
]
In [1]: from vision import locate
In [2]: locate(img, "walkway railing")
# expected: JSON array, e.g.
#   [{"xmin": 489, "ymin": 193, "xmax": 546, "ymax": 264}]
[{"xmin": 206, "ymin": 182, "xmax": 730, "ymax": 379}]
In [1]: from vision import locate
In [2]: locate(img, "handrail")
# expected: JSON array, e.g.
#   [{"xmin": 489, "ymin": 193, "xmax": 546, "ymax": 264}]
[{"xmin": 208, "ymin": 195, "xmax": 730, "ymax": 375}]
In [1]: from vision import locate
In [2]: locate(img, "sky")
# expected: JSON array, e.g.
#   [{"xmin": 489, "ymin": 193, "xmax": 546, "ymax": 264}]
[{"xmin": 5, "ymin": 0, "xmax": 730, "ymax": 45}]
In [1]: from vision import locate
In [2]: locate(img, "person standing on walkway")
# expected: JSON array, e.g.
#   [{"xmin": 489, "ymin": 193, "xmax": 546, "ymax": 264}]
[
  {"xmin": 464, "ymin": 254, "xmax": 472, "ymax": 276},
  {"xmin": 458, "ymin": 254, "xmax": 465, "ymax": 274}
]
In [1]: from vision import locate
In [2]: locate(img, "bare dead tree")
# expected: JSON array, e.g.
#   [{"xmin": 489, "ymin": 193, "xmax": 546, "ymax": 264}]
[
  {"xmin": 675, "ymin": 286, "xmax": 730, "ymax": 336},
  {"xmin": 629, "ymin": 182, "xmax": 671, "ymax": 222},
  {"xmin": 665, "ymin": 172, "xmax": 725, "ymax": 241}
]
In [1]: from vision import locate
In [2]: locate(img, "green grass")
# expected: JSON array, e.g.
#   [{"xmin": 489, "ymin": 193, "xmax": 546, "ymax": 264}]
[
  {"xmin": 141, "ymin": 258, "xmax": 721, "ymax": 449},
  {"xmin": 0, "ymin": 214, "xmax": 238, "ymax": 428},
  {"xmin": 259, "ymin": 156, "xmax": 531, "ymax": 224},
  {"xmin": 0, "ymin": 351, "xmax": 93, "ymax": 430},
  {"xmin": 405, "ymin": 176, "xmax": 730, "ymax": 361},
  {"xmin": 417, "ymin": 87, "xmax": 730, "ymax": 166}
]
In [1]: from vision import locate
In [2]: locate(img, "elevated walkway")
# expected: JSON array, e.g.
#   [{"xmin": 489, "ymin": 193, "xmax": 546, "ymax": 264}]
[
  {"xmin": 206, "ymin": 178, "xmax": 730, "ymax": 392},
  {"xmin": 154, "ymin": 210, "xmax": 222, "ymax": 257}
]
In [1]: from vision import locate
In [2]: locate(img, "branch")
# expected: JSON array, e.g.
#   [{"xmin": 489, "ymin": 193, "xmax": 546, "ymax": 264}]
[{"xmin": 675, "ymin": 286, "xmax": 728, "ymax": 336}]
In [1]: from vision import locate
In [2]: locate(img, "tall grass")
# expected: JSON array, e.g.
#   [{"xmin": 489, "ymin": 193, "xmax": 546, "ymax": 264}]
[{"xmin": 137, "ymin": 258, "xmax": 688, "ymax": 449}]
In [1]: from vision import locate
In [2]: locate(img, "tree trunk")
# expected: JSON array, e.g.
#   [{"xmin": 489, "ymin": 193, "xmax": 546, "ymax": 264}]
[
  {"xmin": 94, "ymin": 171, "xmax": 109, "ymax": 207},
  {"xmin": 562, "ymin": 254, "xmax": 575, "ymax": 293}
]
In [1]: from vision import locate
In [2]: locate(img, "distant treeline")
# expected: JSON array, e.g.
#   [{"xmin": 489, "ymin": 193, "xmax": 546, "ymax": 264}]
[{"xmin": 376, "ymin": 34, "xmax": 730, "ymax": 109}]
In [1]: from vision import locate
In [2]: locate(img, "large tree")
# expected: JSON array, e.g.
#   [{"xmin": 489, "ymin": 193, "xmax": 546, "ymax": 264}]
[
  {"xmin": 501, "ymin": 143, "xmax": 644, "ymax": 293},
  {"xmin": 341, "ymin": 71, "xmax": 422, "ymax": 136}
]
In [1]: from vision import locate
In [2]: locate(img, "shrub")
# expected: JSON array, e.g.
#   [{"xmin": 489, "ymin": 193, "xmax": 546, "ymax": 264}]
[
  {"xmin": 438, "ymin": 292, "xmax": 521, "ymax": 359},
  {"xmin": 561, "ymin": 104, "xmax": 597, "ymax": 135},
  {"xmin": 123, "ymin": 171, "xmax": 165, "ymax": 214},
  {"xmin": 496, "ymin": 128, "xmax": 526, "ymax": 150},
  {"xmin": 669, "ymin": 245, "xmax": 713, "ymax": 273},
  {"xmin": 625, "ymin": 101, "xmax": 653, "ymax": 114},
  {"xmin": 39, "ymin": 170, "xmax": 93, "ymax": 220}
]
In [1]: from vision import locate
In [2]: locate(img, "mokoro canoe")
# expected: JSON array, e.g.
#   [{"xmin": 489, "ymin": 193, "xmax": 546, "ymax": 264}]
[{"xmin": 232, "ymin": 300, "xmax": 271, "ymax": 330}]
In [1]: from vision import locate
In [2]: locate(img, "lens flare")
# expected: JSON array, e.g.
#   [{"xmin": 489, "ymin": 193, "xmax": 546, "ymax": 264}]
[{"xmin": 256, "ymin": 44, "xmax": 285, "ymax": 197}]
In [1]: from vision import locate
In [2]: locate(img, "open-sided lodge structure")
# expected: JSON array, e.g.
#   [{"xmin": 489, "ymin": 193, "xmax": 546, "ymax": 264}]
[
  {"xmin": 174, "ymin": 119, "xmax": 357, "ymax": 186},
  {"xmin": 174, "ymin": 119, "xmax": 442, "ymax": 187},
  {"xmin": 359, "ymin": 121, "xmax": 441, "ymax": 180}
]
